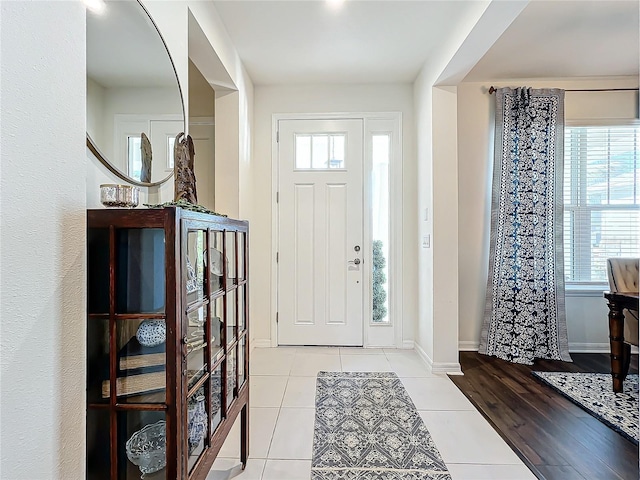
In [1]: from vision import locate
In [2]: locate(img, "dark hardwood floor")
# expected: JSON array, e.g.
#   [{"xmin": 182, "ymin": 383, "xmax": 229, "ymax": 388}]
[{"xmin": 449, "ymin": 352, "xmax": 639, "ymax": 480}]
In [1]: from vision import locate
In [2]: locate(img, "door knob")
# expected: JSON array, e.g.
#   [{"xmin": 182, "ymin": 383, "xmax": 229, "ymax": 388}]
[{"xmin": 354, "ymin": 258, "xmax": 361, "ymax": 265}]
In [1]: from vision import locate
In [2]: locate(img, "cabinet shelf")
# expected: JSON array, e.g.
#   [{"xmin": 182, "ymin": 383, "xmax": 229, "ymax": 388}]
[{"xmin": 87, "ymin": 207, "xmax": 249, "ymax": 480}]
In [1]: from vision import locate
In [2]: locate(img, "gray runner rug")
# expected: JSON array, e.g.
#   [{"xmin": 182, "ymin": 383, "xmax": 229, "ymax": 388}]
[
  {"xmin": 311, "ymin": 372, "xmax": 451, "ymax": 480},
  {"xmin": 533, "ymin": 372, "xmax": 638, "ymax": 444}
]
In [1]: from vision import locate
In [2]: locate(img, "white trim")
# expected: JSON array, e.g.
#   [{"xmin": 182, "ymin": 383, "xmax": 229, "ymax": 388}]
[
  {"xmin": 457, "ymin": 341, "xmax": 639, "ymax": 354},
  {"xmin": 270, "ymin": 117, "xmax": 279, "ymax": 347},
  {"xmin": 189, "ymin": 116, "xmax": 215, "ymax": 126},
  {"xmin": 569, "ymin": 343, "xmax": 639, "ymax": 354},
  {"xmin": 364, "ymin": 114, "xmax": 403, "ymax": 348},
  {"xmin": 565, "ymin": 285, "xmax": 607, "ymax": 297},
  {"xmin": 458, "ymin": 341, "xmax": 479, "ymax": 351},
  {"xmin": 271, "ymin": 112, "xmax": 403, "ymax": 348},
  {"xmin": 415, "ymin": 342, "xmax": 462, "ymax": 375},
  {"xmin": 566, "ymin": 118, "xmax": 640, "ymax": 128},
  {"xmin": 252, "ymin": 339, "xmax": 272, "ymax": 349},
  {"xmin": 432, "ymin": 363, "xmax": 463, "ymax": 375},
  {"xmin": 402, "ymin": 340, "xmax": 415, "ymax": 350},
  {"xmin": 568, "ymin": 343, "xmax": 610, "ymax": 353}
]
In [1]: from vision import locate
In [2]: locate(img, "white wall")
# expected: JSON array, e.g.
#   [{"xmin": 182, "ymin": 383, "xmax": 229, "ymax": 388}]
[
  {"xmin": 87, "ymin": 77, "xmax": 106, "ymax": 147},
  {"xmin": 457, "ymin": 77, "xmax": 639, "ymax": 352},
  {"xmin": 0, "ymin": 2, "xmax": 87, "ymax": 478},
  {"xmin": 187, "ymin": 1, "xmax": 254, "ymax": 225},
  {"xmin": 252, "ymin": 84, "xmax": 416, "ymax": 347},
  {"xmin": 412, "ymin": 1, "xmax": 495, "ymax": 372}
]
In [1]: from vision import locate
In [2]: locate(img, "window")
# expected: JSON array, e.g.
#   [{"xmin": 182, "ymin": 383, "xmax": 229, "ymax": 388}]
[
  {"xmin": 563, "ymin": 124, "xmax": 640, "ymax": 284},
  {"xmin": 371, "ymin": 134, "xmax": 390, "ymax": 323},
  {"xmin": 127, "ymin": 135, "xmax": 142, "ymax": 181},
  {"xmin": 295, "ymin": 133, "xmax": 345, "ymax": 169}
]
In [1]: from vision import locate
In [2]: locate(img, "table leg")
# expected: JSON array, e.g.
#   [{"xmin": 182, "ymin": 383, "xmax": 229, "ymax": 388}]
[{"xmin": 607, "ymin": 300, "xmax": 627, "ymax": 393}]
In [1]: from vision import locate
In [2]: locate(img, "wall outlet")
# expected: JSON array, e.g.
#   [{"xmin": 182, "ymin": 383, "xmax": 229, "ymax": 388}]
[{"xmin": 422, "ymin": 235, "xmax": 430, "ymax": 248}]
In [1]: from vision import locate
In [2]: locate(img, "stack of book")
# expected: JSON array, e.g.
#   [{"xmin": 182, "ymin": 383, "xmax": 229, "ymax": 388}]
[{"xmin": 102, "ymin": 337, "xmax": 165, "ymax": 398}]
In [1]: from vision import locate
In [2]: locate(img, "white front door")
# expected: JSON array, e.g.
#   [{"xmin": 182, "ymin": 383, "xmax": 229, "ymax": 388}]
[{"xmin": 277, "ymin": 118, "xmax": 364, "ymax": 346}]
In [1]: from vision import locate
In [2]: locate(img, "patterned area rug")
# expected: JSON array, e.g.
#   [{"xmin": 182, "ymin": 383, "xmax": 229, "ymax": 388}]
[
  {"xmin": 533, "ymin": 372, "xmax": 639, "ymax": 444},
  {"xmin": 311, "ymin": 372, "xmax": 451, "ymax": 480}
]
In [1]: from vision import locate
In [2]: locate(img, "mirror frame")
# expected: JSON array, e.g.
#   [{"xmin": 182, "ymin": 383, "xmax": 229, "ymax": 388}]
[{"xmin": 86, "ymin": 0, "xmax": 185, "ymax": 188}]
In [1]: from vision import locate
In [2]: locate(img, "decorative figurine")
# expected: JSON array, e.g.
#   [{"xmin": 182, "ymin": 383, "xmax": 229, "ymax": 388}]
[
  {"xmin": 140, "ymin": 132, "xmax": 153, "ymax": 183},
  {"xmin": 174, "ymin": 132, "xmax": 197, "ymax": 204}
]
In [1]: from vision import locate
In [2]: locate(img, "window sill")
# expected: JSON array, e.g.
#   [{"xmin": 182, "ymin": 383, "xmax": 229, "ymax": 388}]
[{"xmin": 565, "ymin": 284, "xmax": 608, "ymax": 297}]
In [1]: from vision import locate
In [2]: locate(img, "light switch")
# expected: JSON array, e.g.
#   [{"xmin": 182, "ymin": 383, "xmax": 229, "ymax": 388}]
[{"xmin": 422, "ymin": 235, "xmax": 430, "ymax": 248}]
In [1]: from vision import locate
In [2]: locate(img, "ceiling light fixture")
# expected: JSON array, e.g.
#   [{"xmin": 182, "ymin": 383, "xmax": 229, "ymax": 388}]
[
  {"xmin": 327, "ymin": 0, "xmax": 346, "ymax": 11},
  {"xmin": 84, "ymin": 0, "xmax": 106, "ymax": 15}
]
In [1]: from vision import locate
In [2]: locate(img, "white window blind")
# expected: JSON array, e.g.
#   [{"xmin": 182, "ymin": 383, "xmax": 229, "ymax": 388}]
[{"xmin": 563, "ymin": 124, "xmax": 640, "ymax": 284}]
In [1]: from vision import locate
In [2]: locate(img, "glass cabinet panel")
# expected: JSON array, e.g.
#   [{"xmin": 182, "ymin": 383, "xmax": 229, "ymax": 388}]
[
  {"xmin": 226, "ymin": 347, "xmax": 236, "ymax": 408},
  {"xmin": 87, "ymin": 318, "xmax": 109, "ymax": 404},
  {"xmin": 88, "ymin": 228, "xmax": 110, "ymax": 314},
  {"xmin": 186, "ymin": 230, "xmax": 205, "ymax": 305},
  {"xmin": 238, "ymin": 337, "xmax": 246, "ymax": 389},
  {"xmin": 187, "ymin": 387, "xmax": 208, "ymax": 473},
  {"xmin": 116, "ymin": 229, "xmax": 165, "ymax": 314},
  {"xmin": 208, "ymin": 231, "xmax": 224, "ymax": 293},
  {"xmin": 237, "ymin": 232, "xmax": 245, "ymax": 281},
  {"xmin": 186, "ymin": 307, "xmax": 207, "ymax": 387},
  {"xmin": 118, "ymin": 411, "xmax": 166, "ymax": 480},
  {"xmin": 113, "ymin": 319, "xmax": 167, "ymax": 404},
  {"xmin": 210, "ymin": 362, "xmax": 223, "ymax": 435},
  {"xmin": 226, "ymin": 289, "xmax": 237, "ymax": 346},
  {"xmin": 225, "ymin": 231, "xmax": 236, "ymax": 285},
  {"xmin": 238, "ymin": 287, "xmax": 246, "ymax": 333},
  {"xmin": 87, "ymin": 408, "xmax": 110, "ymax": 480},
  {"xmin": 211, "ymin": 296, "xmax": 223, "ymax": 362}
]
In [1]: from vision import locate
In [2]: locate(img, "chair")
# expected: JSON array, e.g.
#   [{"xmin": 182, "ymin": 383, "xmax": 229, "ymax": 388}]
[{"xmin": 605, "ymin": 258, "xmax": 639, "ymax": 392}]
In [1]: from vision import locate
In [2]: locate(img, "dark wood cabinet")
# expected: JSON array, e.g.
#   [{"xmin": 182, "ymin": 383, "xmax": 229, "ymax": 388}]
[{"xmin": 86, "ymin": 206, "xmax": 249, "ymax": 480}]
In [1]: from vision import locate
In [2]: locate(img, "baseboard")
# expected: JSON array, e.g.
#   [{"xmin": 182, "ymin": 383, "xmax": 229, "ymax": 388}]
[
  {"xmin": 402, "ymin": 340, "xmax": 415, "ymax": 350},
  {"xmin": 251, "ymin": 339, "xmax": 272, "ymax": 349},
  {"xmin": 569, "ymin": 342, "xmax": 639, "ymax": 354},
  {"xmin": 459, "ymin": 341, "xmax": 480, "ymax": 351},
  {"xmin": 414, "ymin": 342, "xmax": 462, "ymax": 375},
  {"xmin": 568, "ymin": 342, "xmax": 610, "ymax": 353},
  {"xmin": 458, "ymin": 341, "xmax": 638, "ymax": 355}
]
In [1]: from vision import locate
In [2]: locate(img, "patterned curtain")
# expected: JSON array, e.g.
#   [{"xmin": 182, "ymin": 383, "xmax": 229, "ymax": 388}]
[{"xmin": 478, "ymin": 87, "xmax": 572, "ymax": 365}]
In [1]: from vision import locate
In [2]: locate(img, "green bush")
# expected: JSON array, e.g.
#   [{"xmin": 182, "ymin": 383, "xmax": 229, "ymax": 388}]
[{"xmin": 372, "ymin": 240, "xmax": 387, "ymax": 322}]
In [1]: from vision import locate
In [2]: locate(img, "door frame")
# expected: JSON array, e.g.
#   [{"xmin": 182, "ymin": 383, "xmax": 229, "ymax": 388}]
[{"xmin": 270, "ymin": 112, "xmax": 403, "ymax": 348}]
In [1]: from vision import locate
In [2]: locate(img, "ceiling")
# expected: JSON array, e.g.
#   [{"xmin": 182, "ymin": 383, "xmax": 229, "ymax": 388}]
[
  {"xmin": 212, "ymin": 0, "xmax": 639, "ymax": 86},
  {"xmin": 465, "ymin": 0, "xmax": 639, "ymax": 81},
  {"xmin": 212, "ymin": 0, "xmax": 477, "ymax": 85}
]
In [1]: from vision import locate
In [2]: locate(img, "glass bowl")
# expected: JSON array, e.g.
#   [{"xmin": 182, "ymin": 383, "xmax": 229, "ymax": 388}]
[
  {"xmin": 125, "ymin": 420, "xmax": 166, "ymax": 477},
  {"xmin": 100, "ymin": 184, "xmax": 140, "ymax": 208}
]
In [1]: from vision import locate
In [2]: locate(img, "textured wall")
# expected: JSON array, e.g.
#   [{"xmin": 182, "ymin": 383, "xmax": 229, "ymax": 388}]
[{"xmin": 0, "ymin": 2, "xmax": 87, "ymax": 478}]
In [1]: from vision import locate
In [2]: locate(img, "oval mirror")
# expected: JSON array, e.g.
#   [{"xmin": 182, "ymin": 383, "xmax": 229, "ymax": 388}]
[{"xmin": 86, "ymin": 0, "xmax": 184, "ymax": 187}]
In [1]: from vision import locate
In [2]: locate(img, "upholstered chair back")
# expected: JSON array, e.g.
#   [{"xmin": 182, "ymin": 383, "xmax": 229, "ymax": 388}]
[{"xmin": 606, "ymin": 258, "xmax": 639, "ymax": 347}]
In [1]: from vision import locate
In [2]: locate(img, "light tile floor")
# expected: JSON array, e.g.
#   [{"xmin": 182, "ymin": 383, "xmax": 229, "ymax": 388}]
[{"xmin": 206, "ymin": 347, "xmax": 536, "ymax": 480}]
